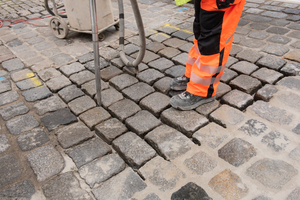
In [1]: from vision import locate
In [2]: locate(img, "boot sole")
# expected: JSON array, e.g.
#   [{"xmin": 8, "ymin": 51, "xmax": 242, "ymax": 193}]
[{"xmin": 170, "ymin": 96, "xmax": 216, "ymax": 111}]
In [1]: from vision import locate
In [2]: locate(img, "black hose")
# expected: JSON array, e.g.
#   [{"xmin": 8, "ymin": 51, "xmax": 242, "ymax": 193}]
[
  {"xmin": 118, "ymin": 0, "xmax": 146, "ymax": 73},
  {"xmin": 44, "ymin": 0, "xmax": 67, "ymax": 18}
]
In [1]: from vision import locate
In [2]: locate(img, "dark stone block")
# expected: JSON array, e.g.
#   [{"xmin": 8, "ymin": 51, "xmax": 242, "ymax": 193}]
[
  {"xmin": 0, "ymin": 154, "xmax": 22, "ymax": 189},
  {"xmin": 250, "ymin": 23, "xmax": 270, "ymax": 30},
  {"xmin": 0, "ymin": 180, "xmax": 35, "ymax": 199},
  {"xmin": 171, "ymin": 182, "xmax": 212, "ymax": 200},
  {"xmin": 65, "ymin": 138, "xmax": 112, "ymax": 168},
  {"xmin": 41, "ymin": 108, "xmax": 78, "ymax": 131}
]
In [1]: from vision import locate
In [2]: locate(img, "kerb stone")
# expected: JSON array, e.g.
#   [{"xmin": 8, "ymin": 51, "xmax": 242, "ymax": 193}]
[{"xmin": 27, "ymin": 145, "xmax": 65, "ymax": 182}]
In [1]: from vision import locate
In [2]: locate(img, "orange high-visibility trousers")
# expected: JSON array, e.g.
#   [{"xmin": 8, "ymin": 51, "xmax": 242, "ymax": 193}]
[{"xmin": 185, "ymin": 0, "xmax": 246, "ymax": 97}]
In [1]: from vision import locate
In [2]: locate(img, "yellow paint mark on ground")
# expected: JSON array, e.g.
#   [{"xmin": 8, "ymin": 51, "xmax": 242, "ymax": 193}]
[
  {"xmin": 181, "ymin": 29, "xmax": 193, "ymax": 34},
  {"xmin": 163, "ymin": 24, "xmax": 180, "ymax": 30},
  {"xmin": 30, "ymin": 77, "xmax": 42, "ymax": 86},
  {"xmin": 26, "ymin": 72, "xmax": 35, "ymax": 78},
  {"xmin": 153, "ymin": 32, "xmax": 170, "ymax": 39}
]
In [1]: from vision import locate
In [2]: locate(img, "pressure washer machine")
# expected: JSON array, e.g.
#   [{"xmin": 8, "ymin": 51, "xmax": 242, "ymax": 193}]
[
  {"xmin": 44, "ymin": 0, "xmax": 146, "ymax": 105},
  {"xmin": 45, "ymin": 0, "xmax": 119, "ymax": 40}
]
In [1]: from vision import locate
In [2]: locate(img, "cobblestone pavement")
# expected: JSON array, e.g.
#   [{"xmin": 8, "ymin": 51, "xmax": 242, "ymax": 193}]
[{"xmin": 0, "ymin": 0, "xmax": 300, "ymax": 199}]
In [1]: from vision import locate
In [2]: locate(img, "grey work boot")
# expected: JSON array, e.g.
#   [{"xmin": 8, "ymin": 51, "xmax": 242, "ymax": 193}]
[
  {"xmin": 170, "ymin": 91, "xmax": 216, "ymax": 110},
  {"xmin": 170, "ymin": 75, "xmax": 189, "ymax": 91}
]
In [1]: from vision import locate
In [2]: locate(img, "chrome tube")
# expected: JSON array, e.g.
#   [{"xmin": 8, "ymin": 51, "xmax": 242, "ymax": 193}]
[{"xmin": 89, "ymin": 0, "xmax": 102, "ymax": 106}]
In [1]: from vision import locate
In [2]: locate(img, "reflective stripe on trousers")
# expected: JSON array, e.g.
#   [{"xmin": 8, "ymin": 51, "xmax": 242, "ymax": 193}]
[{"xmin": 184, "ymin": 0, "xmax": 246, "ymax": 97}]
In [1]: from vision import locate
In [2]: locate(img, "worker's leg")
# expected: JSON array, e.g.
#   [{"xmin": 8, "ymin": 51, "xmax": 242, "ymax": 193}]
[
  {"xmin": 170, "ymin": 0, "xmax": 246, "ymax": 110},
  {"xmin": 169, "ymin": 39, "xmax": 198, "ymax": 90}
]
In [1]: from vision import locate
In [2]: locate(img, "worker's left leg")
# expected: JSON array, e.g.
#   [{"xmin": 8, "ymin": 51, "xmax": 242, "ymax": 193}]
[{"xmin": 170, "ymin": 0, "xmax": 246, "ymax": 110}]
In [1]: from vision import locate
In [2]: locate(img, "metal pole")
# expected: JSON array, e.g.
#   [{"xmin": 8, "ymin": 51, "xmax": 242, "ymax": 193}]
[{"xmin": 89, "ymin": 0, "xmax": 102, "ymax": 106}]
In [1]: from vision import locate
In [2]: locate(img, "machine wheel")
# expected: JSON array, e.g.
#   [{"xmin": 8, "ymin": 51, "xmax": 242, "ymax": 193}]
[
  {"xmin": 98, "ymin": 33, "xmax": 105, "ymax": 41},
  {"xmin": 49, "ymin": 16, "xmax": 69, "ymax": 39},
  {"xmin": 45, "ymin": 0, "xmax": 67, "ymax": 18},
  {"xmin": 114, "ymin": 23, "xmax": 119, "ymax": 31}
]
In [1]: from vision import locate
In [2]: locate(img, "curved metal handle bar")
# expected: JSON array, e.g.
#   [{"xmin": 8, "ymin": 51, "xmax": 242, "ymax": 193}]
[{"xmin": 118, "ymin": 0, "xmax": 146, "ymax": 73}]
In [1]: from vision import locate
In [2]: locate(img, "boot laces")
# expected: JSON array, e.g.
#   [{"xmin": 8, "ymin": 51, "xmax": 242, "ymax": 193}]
[{"xmin": 179, "ymin": 91, "xmax": 191, "ymax": 99}]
